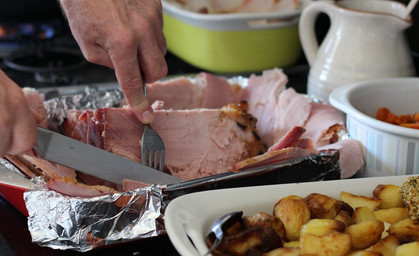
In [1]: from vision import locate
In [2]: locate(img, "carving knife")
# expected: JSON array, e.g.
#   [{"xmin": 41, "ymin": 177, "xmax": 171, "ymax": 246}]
[{"xmin": 34, "ymin": 127, "xmax": 182, "ymax": 185}]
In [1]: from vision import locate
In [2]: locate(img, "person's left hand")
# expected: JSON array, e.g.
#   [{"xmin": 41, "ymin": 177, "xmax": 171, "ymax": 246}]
[{"xmin": 59, "ymin": 0, "xmax": 168, "ymax": 124}]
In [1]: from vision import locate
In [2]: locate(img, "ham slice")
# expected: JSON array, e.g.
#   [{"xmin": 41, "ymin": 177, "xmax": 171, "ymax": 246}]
[
  {"xmin": 303, "ymin": 102, "xmax": 345, "ymax": 147},
  {"xmin": 147, "ymin": 72, "xmax": 241, "ymax": 110},
  {"xmin": 318, "ymin": 139, "xmax": 365, "ymax": 178},
  {"xmin": 235, "ymin": 147, "xmax": 313, "ymax": 171},
  {"xmin": 46, "ymin": 177, "xmax": 119, "ymax": 197},
  {"xmin": 64, "ymin": 103, "xmax": 265, "ymax": 180},
  {"xmin": 267, "ymin": 126, "xmax": 306, "ymax": 152},
  {"xmin": 238, "ymin": 68, "xmax": 288, "ymax": 146}
]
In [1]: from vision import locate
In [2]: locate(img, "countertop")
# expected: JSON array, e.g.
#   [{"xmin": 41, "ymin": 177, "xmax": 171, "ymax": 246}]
[{"xmin": 0, "ymin": 52, "xmax": 309, "ymax": 256}]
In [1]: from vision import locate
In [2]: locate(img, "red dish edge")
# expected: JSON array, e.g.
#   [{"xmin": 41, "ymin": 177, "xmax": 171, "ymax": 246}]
[{"xmin": 0, "ymin": 182, "xmax": 29, "ymax": 217}]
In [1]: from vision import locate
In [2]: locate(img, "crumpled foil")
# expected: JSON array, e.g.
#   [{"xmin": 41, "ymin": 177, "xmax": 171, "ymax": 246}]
[
  {"xmin": 1, "ymin": 80, "xmax": 343, "ymax": 252},
  {"xmin": 20, "ymin": 85, "xmax": 168, "ymax": 252},
  {"xmin": 24, "ymin": 180, "xmax": 166, "ymax": 252}
]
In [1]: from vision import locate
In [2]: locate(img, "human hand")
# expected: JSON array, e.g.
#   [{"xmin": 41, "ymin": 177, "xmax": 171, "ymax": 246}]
[
  {"xmin": 0, "ymin": 70, "xmax": 38, "ymax": 156},
  {"xmin": 59, "ymin": 0, "xmax": 168, "ymax": 124}
]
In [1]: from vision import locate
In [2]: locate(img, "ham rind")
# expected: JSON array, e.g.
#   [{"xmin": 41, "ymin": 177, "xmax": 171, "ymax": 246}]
[
  {"xmin": 239, "ymin": 68, "xmax": 288, "ymax": 146},
  {"xmin": 234, "ymin": 147, "xmax": 313, "ymax": 171},
  {"xmin": 46, "ymin": 177, "xmax": 118, "ymax": 197},
  {"xmin": 303, "ymin": 102, "xmax": 345, "ymax": 147},
  {"xmin": 318, "ymin": 139, "xmax": 365, "ymax": 179},
  {"xmin": 21, "ymin": 154, "xmax": 77, "ymax": 179},
  {"xmin": 267, "ymin": 126, "xmax": 306, "ymax": 152}
]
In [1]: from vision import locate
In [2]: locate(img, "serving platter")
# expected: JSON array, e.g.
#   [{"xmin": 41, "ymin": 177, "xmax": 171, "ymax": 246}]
[
  {"xmin": 164, "ymin": 175, "xmax": 412, "ymax": 256},
  {"xmin": 0, "ymin": 165, "xmax": 31, "ymax": 216}
]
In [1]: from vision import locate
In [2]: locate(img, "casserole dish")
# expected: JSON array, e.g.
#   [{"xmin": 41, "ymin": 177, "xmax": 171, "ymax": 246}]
[
  {"xmin": 162, "ymin": 0, "xmax": 305, "ymax": 73},
  {"xmin": 329, "ymin": 78, "xmax": 419, "ymax": 177},
  {"xmin": 165, "ymin": 175, "xmax": 411, "ymax": 256}
]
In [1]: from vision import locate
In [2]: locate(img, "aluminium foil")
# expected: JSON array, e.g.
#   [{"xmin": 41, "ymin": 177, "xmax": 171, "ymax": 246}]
[{"xmin": 2, "ymin": 79, "xmax": 342, "ymax": 252}]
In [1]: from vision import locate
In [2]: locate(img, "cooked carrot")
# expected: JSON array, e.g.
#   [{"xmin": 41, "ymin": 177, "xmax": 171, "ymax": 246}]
[
  {"xmin": 376, "ymin": 107, "xmax": 397, "ymax": 124},
  {"xmin": 376, "ymin": 108, "xmax": 419, "ymax": 129},
  {"xmin": 400, "ymin": 123, "xmax": 419, "ymax": 129}
]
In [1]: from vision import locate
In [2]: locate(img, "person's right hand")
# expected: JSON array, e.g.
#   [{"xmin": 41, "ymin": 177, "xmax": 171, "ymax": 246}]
[
  {"xmin": 0, "ymin": 70, "xmax": 38, "ymax": 156},
  {"xmin": 59, "ymin": 0, "xmax": 168, "ymax": 124}
]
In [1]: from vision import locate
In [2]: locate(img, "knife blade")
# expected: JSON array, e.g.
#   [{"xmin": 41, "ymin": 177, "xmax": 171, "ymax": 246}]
[{"xmin": 34, "ymin": 127, "xmax": 181, "ymax": 185}]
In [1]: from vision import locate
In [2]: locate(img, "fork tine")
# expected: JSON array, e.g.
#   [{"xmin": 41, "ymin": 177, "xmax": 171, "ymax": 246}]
[
  {"xmin": 140, "ymin": 76, "xmax": 166, "ymax": 172},
  {"xmin": 159, "ymin": 151, "xmax": 165, "ymax": 172}
]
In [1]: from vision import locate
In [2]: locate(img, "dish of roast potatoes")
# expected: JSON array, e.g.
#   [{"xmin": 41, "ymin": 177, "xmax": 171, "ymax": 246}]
[
  {"xmin": 165, "ymin": 175, "xmax": 419, "ymax": 256},
  {"xmin": 206, "ymin": 176, "xmax": 419, "ymax": 256}
]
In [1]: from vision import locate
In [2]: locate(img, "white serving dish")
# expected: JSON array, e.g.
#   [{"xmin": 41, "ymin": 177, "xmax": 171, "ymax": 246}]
[
  {"xmin": 329, "ymin": 78, "xmax": 419, "ymax": 177},
  {"xmin": 165, "ymin": 175, "xmax": 411, "ymax": 256}
]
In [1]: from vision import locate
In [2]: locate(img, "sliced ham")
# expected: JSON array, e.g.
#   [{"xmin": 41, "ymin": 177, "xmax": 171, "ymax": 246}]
[
  {"xmin": 122, "ymin": 179, "xmax": 151, "ymax": 192},
  {"xmin": 146, "ymin": 72, "xmax": 241, "ymax": 110},
  {"xmin": 155, "ymin": 103, "xmax": 265, "ymax": 179},
  {"xmin": 303, "ymin": 102, "xmax": 345, "ymax": 147},
  {"xmin": 64, "ymin": 103, "xmax": 265, "ymax": 181},
  {"xmin": 267, "ymin": 126, "xmax": 306, "ymax": 152},
  {"xmin": 21, "ymin": 154, "xmax": 77, "ymax": 179},
  {"xmin": 238, "ymin": 68, "xmax": 288, "ymax": 146},
  {"xmin": 318, "ymin": 139, "xmax": 365, "ymax": 179},
  {"xmin": 46, "ymin": 177, "xmax": 119, "ymax": 197},
  {"xmin": 235, "ymin": 147, "xmax": 313, "ymax": 171},
  {"xmin": 147, "ymin": 77, "xmax": 204, "ymax": 109}
]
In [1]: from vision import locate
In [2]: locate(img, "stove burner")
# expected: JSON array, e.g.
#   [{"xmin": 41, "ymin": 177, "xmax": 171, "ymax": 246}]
[
  {"xmin": 3, "ymin": 47, "xmax": 87, "ymax": 85},
  {"xmin": 3, "ymin": 47, "xmax": 86, "ymax": 72}
]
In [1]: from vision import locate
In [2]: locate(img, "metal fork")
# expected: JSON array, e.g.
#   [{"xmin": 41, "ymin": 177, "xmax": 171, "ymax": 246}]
[{"xmin": 140, "ymin": 77, "xmax": 165, "ymax": 171}]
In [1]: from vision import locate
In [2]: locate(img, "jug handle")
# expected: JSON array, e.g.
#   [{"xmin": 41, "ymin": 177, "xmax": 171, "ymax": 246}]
[{"xmin": 299, "ymin": 1, "xmax": 335, "ymax": 66}]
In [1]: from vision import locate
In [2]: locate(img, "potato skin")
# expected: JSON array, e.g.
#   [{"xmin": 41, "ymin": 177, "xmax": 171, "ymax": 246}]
[
  {"xmin": 273, "ymin": 196, "xmax": 311, "ymax": 241},
  {"xmin": 373, "ymin": 184, "xmax": 404, "ymax": 209},
  {"xmin": 345, "ymin": 220, "xmax": 385, "ymax": 250},
  {"xmin": 300, "ymin": 232, "xmax": 351, "ymax": 256},
  {"xmin": 303, "ymin": 193, "xmax": 341, "ymax": 219},
  {"xmin": 245, "ymin": 212, "xmax": 286, "ymax": 240},
  {"xmin": 340, "ymin": 191, "xmax": 381, "ymax": 211},
  {"xmin": 388, "ymin": 218, "xmax": 419, "ymax": 243}
]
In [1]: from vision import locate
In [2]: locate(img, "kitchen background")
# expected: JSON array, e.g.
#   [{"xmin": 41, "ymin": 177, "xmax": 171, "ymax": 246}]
[{"xmin": 0, "ymin": 0, "xmax": 417, "ymax": 91}]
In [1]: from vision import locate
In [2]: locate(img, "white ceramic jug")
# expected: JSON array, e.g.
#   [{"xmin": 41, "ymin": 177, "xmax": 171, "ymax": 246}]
[{"xmin": 299, "ymin": 0, "xmax": 416, "ymax": 102}]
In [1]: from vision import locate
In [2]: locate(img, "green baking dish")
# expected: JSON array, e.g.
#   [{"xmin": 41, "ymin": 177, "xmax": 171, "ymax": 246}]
[{"xmin": 162, "ymin": 1, "xmax": 304, "ymax": 73}]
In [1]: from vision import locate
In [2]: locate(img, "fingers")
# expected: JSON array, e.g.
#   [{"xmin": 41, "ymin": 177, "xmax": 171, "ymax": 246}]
[
  {"xmin": 0, "ymin": 71, "xmax": 37, "ymax": 156},
  {"xmin": 60, "ymin": 0, "xmax": 169, "ymax": 124},
  {"xmin": 110, "ymin": 43, "xmax": 154, "ymax": 124}
]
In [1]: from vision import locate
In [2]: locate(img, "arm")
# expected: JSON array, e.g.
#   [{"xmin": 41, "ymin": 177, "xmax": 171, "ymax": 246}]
[
  {"xmin": 59, "ymin": 0, "xmax": 168, "ymax": 124},
  {"xmin": 0, "ymin": 70, "xmax": 38, "ymax": 156}
]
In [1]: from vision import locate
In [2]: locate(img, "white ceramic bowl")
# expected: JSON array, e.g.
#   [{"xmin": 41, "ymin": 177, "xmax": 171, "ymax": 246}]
[{"xmin": 329, "ymin": 77, "xmax": 419, "ymax": 177}]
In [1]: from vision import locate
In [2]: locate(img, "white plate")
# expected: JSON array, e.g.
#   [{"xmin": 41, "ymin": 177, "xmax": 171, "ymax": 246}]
[{"xmin": 165, "ymin": 175, "xmax": 412, "ymax": 256}]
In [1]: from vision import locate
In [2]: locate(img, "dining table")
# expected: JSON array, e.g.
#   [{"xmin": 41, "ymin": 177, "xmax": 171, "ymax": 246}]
[{"xmin": 0, "ymin": 52, "xmax": 309, "ymax": 256}]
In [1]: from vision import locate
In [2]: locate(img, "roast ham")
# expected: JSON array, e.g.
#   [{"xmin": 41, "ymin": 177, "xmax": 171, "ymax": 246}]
[
  {"xmin": 65, "ymin": 103, "xmax": 265, "ymax": 181},
  {"xmin": 7, "ymin": 68, "xmax": 365, "ymax": 197}
]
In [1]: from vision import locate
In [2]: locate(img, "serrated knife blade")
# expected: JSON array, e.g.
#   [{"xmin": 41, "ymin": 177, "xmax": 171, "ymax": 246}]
[{"xmin": 34, "ymin": 127, "xmax": 181, "ymax": 185}]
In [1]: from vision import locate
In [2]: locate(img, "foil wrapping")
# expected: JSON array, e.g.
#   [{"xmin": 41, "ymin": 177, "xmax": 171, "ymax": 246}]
[
  {"xmin": 0, "ymin": 80, "xmax": 343, "ymax": 252},
  {"xmin": 22, "ymin": 86, "xmax": 168, "ymax": 252},
  {"xmin": 24, "ymin": 181, "xmax": 166, "ymax": 252}
]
